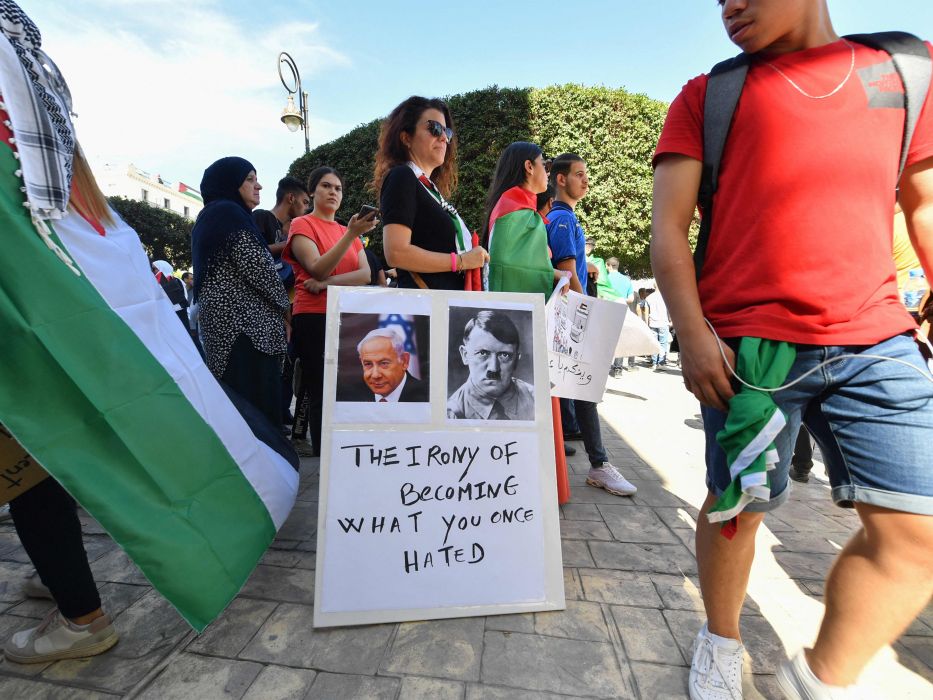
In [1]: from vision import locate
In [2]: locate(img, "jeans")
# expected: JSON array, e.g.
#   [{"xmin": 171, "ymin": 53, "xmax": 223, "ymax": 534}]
[
  {"xmin": 574, "ymin": 399, "xmax": 608, "ymax": 466},
  {"xmin": 651, "ymin": 325, "xmax": 671, "ymax": 365}
]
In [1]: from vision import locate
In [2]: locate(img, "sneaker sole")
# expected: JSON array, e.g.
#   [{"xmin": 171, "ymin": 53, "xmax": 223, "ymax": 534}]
[
  {"xmin": 4, "ymin": 632, "xmax": 118, "ymax": 664},
  {"xmin": 586, "ymin": 477, "xmax": 636, "ymax": 497},
  {"xmin": 774, "ymin": 660, "xmax": 804, "ymax": 700}
]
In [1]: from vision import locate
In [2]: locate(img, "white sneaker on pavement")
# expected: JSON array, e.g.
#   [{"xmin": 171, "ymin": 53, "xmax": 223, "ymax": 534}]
[
  {"xmin": 4, "ymin": 608, "xmax": 118, "ymax": 663},
  {"xmin": 776, "ymin": 649, "xmax": 866, "ymax": 699},
  {"xmin": 689, "ymin": 623, "xmax": 744, "ymax": 700},
  {"xmin": 586, "ymin": 462, "xmax": 637, "ymax": 496}
]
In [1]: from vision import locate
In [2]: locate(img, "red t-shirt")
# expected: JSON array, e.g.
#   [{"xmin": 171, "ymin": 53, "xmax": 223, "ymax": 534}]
[
  {"xmin": 285, "ymin": 214, "xmax": 363, "ymax": 315},
  {"xmin": 655, "ymin": 39, "xmax": 933, "ymax": 344}
]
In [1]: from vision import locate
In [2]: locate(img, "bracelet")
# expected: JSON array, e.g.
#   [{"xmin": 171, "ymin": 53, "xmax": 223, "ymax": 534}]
[
  {"xmin": 457, "ymin": 254, "xmax": 463, "ymax": 273},
  {"xmin": 450, "ymin": 252, "xmax": 457, "ymax": 273}
]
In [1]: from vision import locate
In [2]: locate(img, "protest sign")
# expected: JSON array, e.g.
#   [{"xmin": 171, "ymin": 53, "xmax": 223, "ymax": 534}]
[
  {"xmin": 314, "ymin": 288, "xmax": 564, "ymax": 628},
  {"xmin": 0, "ymin": 424, "xmax": 49, "ymax": 506},
  {"xmin": 546, "ymin": 288, "xmax": 626, "ymax": 402}
]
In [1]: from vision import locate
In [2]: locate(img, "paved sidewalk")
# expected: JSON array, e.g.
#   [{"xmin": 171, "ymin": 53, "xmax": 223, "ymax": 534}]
[{"xmin": 0, "ymin": 366, "xmax": 930, "ymax": 698}]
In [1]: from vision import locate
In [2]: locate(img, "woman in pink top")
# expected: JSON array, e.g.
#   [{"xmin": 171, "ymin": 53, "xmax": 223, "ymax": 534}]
[{"xmin": 284, "ymin": 166, "xmax": 377, "ymax": 455}]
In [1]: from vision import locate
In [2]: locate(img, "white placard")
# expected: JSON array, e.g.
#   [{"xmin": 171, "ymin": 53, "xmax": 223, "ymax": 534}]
[
  {"xmin": 546, "ymin": 290, "xmax": 626, "ymax": 402},
  {"xmin": 314, "ymin": 287, "xmax": 564, "ymax": 627}
]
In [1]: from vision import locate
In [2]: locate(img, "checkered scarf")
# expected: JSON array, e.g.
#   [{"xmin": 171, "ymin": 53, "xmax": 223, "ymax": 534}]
[{"xmin": 0, "ymin": 0, "xmax": 75, "ymax": 220}]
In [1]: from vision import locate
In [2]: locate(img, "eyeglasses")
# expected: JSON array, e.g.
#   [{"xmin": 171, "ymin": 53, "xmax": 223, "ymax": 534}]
[{"xmin": 425, "ymin": 119, "xmax": 454, "ymax": 142}]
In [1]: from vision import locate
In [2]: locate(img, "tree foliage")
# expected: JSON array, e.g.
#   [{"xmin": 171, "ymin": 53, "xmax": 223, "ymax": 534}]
[
  {"xmin": 108, "ymin": 196, "xmax": 194, "ymax": 270},
  {"xmin": 289, "ymin": 84, "xmax": 669, "ymax": 275}
]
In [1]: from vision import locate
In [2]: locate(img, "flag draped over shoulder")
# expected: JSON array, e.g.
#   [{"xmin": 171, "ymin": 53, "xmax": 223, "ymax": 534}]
[
  {"xmin": 708, "ymin": 337, "xmax": 796, "ymax": 535},
  {"xmin": 0, "ymin": 137, "xmax": 299, "ymax": 631},
  {"xmin": 486, "ymin": 186, "xmax": 554, "ymax": 296}
]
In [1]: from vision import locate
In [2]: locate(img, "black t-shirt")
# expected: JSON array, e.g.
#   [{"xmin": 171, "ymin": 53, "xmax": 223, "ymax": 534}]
[
  {"xmin": 379, "ymin": 165, "xmax": 464, "ymax": 290},
  {"xmin": 364, "ymin": 247, "xmax": 383, "ymax": 286},
  {"xmin": 252, "ymin": 209, "xmax": 284, "ymax": 247}
]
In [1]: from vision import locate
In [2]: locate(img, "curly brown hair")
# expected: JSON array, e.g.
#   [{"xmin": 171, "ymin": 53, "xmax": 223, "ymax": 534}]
[{"xmin": 371, "ymin": 96, "xmax": 458, "ymax": 198}]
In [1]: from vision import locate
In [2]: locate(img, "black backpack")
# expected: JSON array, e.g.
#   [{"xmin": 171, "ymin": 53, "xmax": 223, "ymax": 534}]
[{"xmin": 694, "ymin": 32, "xmax": 932, "ymax": 279}]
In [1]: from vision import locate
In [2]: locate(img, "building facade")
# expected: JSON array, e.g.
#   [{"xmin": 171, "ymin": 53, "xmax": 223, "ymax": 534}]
[{"xmin": 96, "ymin": 163, "xmax": 204, "ymax": 220}]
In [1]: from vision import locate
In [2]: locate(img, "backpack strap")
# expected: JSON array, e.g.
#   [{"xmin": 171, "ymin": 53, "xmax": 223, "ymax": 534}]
[
  {"xmin": 694, "ymin": 53, "xmax": 749, "ymax": 280},
  {"xmin": 845, "ymin": 31, "xmax": 932, "ymax": 181}
]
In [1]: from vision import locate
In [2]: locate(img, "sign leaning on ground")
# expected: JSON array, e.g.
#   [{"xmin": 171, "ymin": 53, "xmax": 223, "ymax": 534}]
[{"xmin": 314, "ymin": 287, "xmax": 565, "ymax": 627}]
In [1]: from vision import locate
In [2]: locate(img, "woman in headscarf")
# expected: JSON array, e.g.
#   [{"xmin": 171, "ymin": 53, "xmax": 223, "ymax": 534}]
[
  {"xmin": 191, "ymin": 157, "xmax": 290, "ymax": 427},
  {"xmin": 374, "ymin": 95, "xmax": 488, "ymax": 290}
]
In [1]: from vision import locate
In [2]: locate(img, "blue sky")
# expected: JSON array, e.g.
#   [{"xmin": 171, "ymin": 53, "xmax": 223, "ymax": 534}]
[{"xmin": 24, "ymin": 0, "xmax": 933, "ymax": 209}]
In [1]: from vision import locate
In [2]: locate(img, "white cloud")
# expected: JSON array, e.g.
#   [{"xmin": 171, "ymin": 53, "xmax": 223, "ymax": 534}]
[{"xmin": 29, "ymin": 1, "xmax": 354, "ymax": 207}]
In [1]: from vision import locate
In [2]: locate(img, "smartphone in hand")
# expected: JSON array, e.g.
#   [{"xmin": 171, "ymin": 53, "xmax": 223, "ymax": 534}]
[{"xmin": 358, "ymin": 205, "xmax": 378, "ymax": 220}]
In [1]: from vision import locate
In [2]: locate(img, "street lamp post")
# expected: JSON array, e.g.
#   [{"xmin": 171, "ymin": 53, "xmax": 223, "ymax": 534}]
[{"xmin": 278, "ymin": 51, "xmax": 310, "ymax": 154}]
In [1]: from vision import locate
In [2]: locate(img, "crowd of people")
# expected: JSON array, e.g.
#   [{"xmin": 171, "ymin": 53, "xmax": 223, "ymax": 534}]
[{"xmin": 2, "ymin": 3, "xmax": 932, "ymax": 700}]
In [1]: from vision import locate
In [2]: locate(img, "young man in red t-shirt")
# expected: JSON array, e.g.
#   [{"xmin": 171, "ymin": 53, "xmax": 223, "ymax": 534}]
[{"xmin": 652, "ymin": 1, "xmax": 933, "ymax": 698}]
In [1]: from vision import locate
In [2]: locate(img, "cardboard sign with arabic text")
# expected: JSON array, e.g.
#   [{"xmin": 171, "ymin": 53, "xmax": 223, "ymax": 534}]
[{"xmin": 0, "ymin": 425, "xmax": 50, "ymax": 506}]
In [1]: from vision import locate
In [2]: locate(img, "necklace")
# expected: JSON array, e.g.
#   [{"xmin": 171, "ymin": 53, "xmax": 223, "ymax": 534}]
[{"xmin": 762, "ymin": 39, "xmax": 855, "ymax": 99}]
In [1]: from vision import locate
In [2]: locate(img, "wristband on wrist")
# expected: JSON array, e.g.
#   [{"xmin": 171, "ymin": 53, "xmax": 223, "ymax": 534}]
[{"xmin": 450, "ymin": 252, "xmax": 457, "ymax": 272}]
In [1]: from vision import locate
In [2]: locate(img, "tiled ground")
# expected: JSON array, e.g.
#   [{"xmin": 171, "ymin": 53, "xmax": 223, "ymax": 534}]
[{"xmin": 0, "ymin": 366, "xmax": 929, "ymax": 698}]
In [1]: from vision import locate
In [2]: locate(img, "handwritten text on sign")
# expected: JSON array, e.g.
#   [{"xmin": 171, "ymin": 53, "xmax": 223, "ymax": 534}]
[{"xmin": 320, "ymin": 431, "xmax": 544, "ymax": 613}]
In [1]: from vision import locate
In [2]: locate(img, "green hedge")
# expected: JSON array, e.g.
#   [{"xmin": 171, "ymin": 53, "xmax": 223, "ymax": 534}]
[
  {"xmin": 289, "ymin": 84, "xmax": 669, "ymax": 276},
  {"xmin": 109, "ymin": 196, "xmax": 194, "ymax": 270}
]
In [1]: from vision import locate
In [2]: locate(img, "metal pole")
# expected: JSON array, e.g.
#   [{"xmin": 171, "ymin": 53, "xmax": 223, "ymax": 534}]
[{"xmin": 278, "ymin": 52, "xmax": 310, "ymax": 154}]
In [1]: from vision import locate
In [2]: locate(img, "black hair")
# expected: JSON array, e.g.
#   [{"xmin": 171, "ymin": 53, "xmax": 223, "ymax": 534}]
[
  {"xmin": 306, "ymin": 167, "xmax": 343, "ymax": 211},
  {"xmin": 462, "ymin": 310, "xmax": 521, "ymax": 350},
  {"xmin": 181, "ymin": 271, "xmax": 193, "ymax": 281},
  {"xmin": 549, "ymin": 152, "xmax": 584, "ymax": 189},
  {"xmin": 275, "ymin": 176, "xmax": 308, "ymax": 205},
  {"xmin": 536, "ymin": 184, "xmax": 555, "ymax": 213},
  {"xmin": 481, "ymin": 141, "xmax": 543, "ymax": 246}
]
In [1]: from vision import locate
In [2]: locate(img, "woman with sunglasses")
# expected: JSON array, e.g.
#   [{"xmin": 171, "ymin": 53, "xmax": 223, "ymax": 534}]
[
  {"xmin": 374, "ymin": 96, "xmax": 488, "ymax": 290},
  {"xmin": 284, "ymin": 166, "xmax": 376, "ymax": 456}
]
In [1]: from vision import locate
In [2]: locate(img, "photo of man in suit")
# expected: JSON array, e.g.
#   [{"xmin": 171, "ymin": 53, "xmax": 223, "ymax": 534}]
[{"xmin": 351, "ymin": 328, "xmax": 428, "ymax": 403}]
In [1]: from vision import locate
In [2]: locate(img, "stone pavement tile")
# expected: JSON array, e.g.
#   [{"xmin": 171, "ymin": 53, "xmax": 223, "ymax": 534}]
[
  {"xmin": 465, "ymin": 682, "xmax": 571, "ymax": 699},
  {"xmin": 559, "ymin": 503, "xmax": 602, "ymax": 521},
  {"xmin": 187, "ymin": 598, "xmax": 278, "ymax": 657},
  {"xmin": 89, "ymin": 548, "xmax": 148, "ymax": 586},
  {"xmin": 0, "ymin": 676, "xmax": 118, "ymax": 698},
  {"xmin": 565, "ymin": 480, "xmax": 639, "ymax": 505},
  {"xmin": 398, "ymin": 675, "xmax": 465, "ymax": 699},
  {"xmin": 485, "ymin": 612, "xmax": 534, "ymax": 634},
  {"xmin": 598, "ymin": 504, "xmax": 681, "ymax": 544},
  {"xmin": 611, "ymin": 605, "xmax": 684, "ymax": 664},
  {"xmin": 798, "ymin": 579, "xmax": 825, "ymax": 597},
  {"xmin": 241, "ymin": 665, "xmax": 316, "ymax": 700},
  {"xmin": 629, "ymin": 661, "xmax": 688, "ymax": 698},
  {"xmin": 382, "ymin": 617, "xmax": 484, "ymax": 681},
  {"xmin": 771, "ymin": 500, "xmax": 851, "ymax": 533},
  {"xmin": 259, "ymin": 549, "xmax": 315, "ymax": 570},
  {"xmin": 558, "ymin": 519, "xmax": 613, "ymax": 541},
  {"xmin": 671, "ymin": 528, "xmax": 697, "ymax": 556},
  {"xmin": 664, "ymin": 609, "xmax": 785, "ymax": 675},
  {"xmin": 534, "ymin": 599, "xmax": 610, "ymax": 642},
  {"xmin": 238, "ymin": 564, "xmax": 313, "ymax": 604},
  {"xmin": 275, "ymin": 502, "xmax": 316, "ymax": 543},
  {"xmin": 136, "ymin": 652, "xmax": 263, "ymax": 699},
  {"xmin": 481, "ymin": 631, "xmax": 633, "ymax": 698},
  {"xmin": 40, "ymin": 591, "xmax": 191, "ymax": 693},
  {"xmin": 5, "ymin": 596, "xmax": 54, "ymax": 620},
  {"xmin": 560, "ymin": 539, "xmax": 594, "ymax": 567},
  {"xmin": 905, "ymin": 614, "xmax": 932, "ymax": 637},
  {"xmin": 577, "ymin": 568, "xmax": 661, "ymax": 607},
  {"xmin": 240, "ymin": 603, "xmax": 393, "ymax": 674},
  {"xmin": 589, "ymin": 541, "xmax": 697, "ymax": 575},
  {"xmin": 564, "ymin": 567, "xmax": 583, "ymax": 601},
  {"xmin": 6, "ymin": 581, "xmax": 145, "ymax": 624},
  {"xmin": 652, "ymin": 574, "xmax": 705, "ymax": 612},
  {"xmin": 629, "ymin": 467, "xmax": 664, "ymax": 482},
  {"xmin": 629, "ymin": 480, "xmax": 688, "ymax": 507},
  {"xmin": 895, "ymin": 635, "xmax": 932, "ymax": 671},
  {"xmin": 770, "ymin": 531, "xmax": 847, "ymax": 555},
  {"xmin": 772, "ymin": 551, "xmax": 837, "ymax": 580},
  {"xmin": 0, "ymin": 532, "xmax": 31, "ymax": 564},
  {"xmin": 305, "ymin": 671, "xmax": 399, "ymax": 699},
  {"xmin": 0, "ymin": 560, "xmax": 34, "ymax": 604},
  {"xmin": 655, "ymin": 505, "xmax": 701, "ymax": 531}
]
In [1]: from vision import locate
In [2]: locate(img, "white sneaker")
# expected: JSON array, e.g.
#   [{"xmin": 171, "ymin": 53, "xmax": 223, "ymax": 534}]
[
  {"xmin": 776, "ymin": 649, "xmax": 865, "ymax": 699},
  {"xmin": 4, "ymin": 608, "xmax": 118, "ymax": 663},
  {"xmin": 586, "ymin": 462, "xmax": 637, "ymax": 496},
  {"xmin": 689, "ymin": 623, "xmax": 744, "ymax": 700}
]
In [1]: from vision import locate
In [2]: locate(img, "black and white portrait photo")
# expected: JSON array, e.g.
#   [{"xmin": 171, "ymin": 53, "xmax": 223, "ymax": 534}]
[{"xmin": 446, "ymin": 306, "xmax": 535, "ymax": 422}]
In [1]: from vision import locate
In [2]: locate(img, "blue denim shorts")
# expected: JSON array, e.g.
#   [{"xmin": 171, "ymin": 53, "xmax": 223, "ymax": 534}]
[{"xmin": 702, "ymin": 333, "xmax": 933, "ymax": 515}]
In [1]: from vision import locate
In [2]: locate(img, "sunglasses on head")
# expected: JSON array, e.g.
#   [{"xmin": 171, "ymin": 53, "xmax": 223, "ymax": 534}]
[{"xmin": 425, "ymin": 119, "xmax": 453, "ymax": 142}]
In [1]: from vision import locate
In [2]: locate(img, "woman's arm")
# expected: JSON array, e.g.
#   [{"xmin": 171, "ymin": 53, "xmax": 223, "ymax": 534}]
[
  {"xmin": 302, "ymin": 250, "xmax": 371, "ymax": 293},
  {"xmin": 383, "ymin": 224, "xmax": 488, "ymax": 272},
  {"xmin": 228, "ymin": 230, "xmax": 289, "ymax": 312}
]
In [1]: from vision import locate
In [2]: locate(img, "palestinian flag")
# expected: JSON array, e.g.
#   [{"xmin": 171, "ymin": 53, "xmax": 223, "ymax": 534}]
[
  {"xmin": 708, "ymin": 337, "xmax": 796, "ymax": 536},
  {"xmin": 0, "ymin": 138, "xmax": 298, "ymax": 631},
  {"xmin": 486, "ymin": 186, "xmax": 554, "ymax": 296}
]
